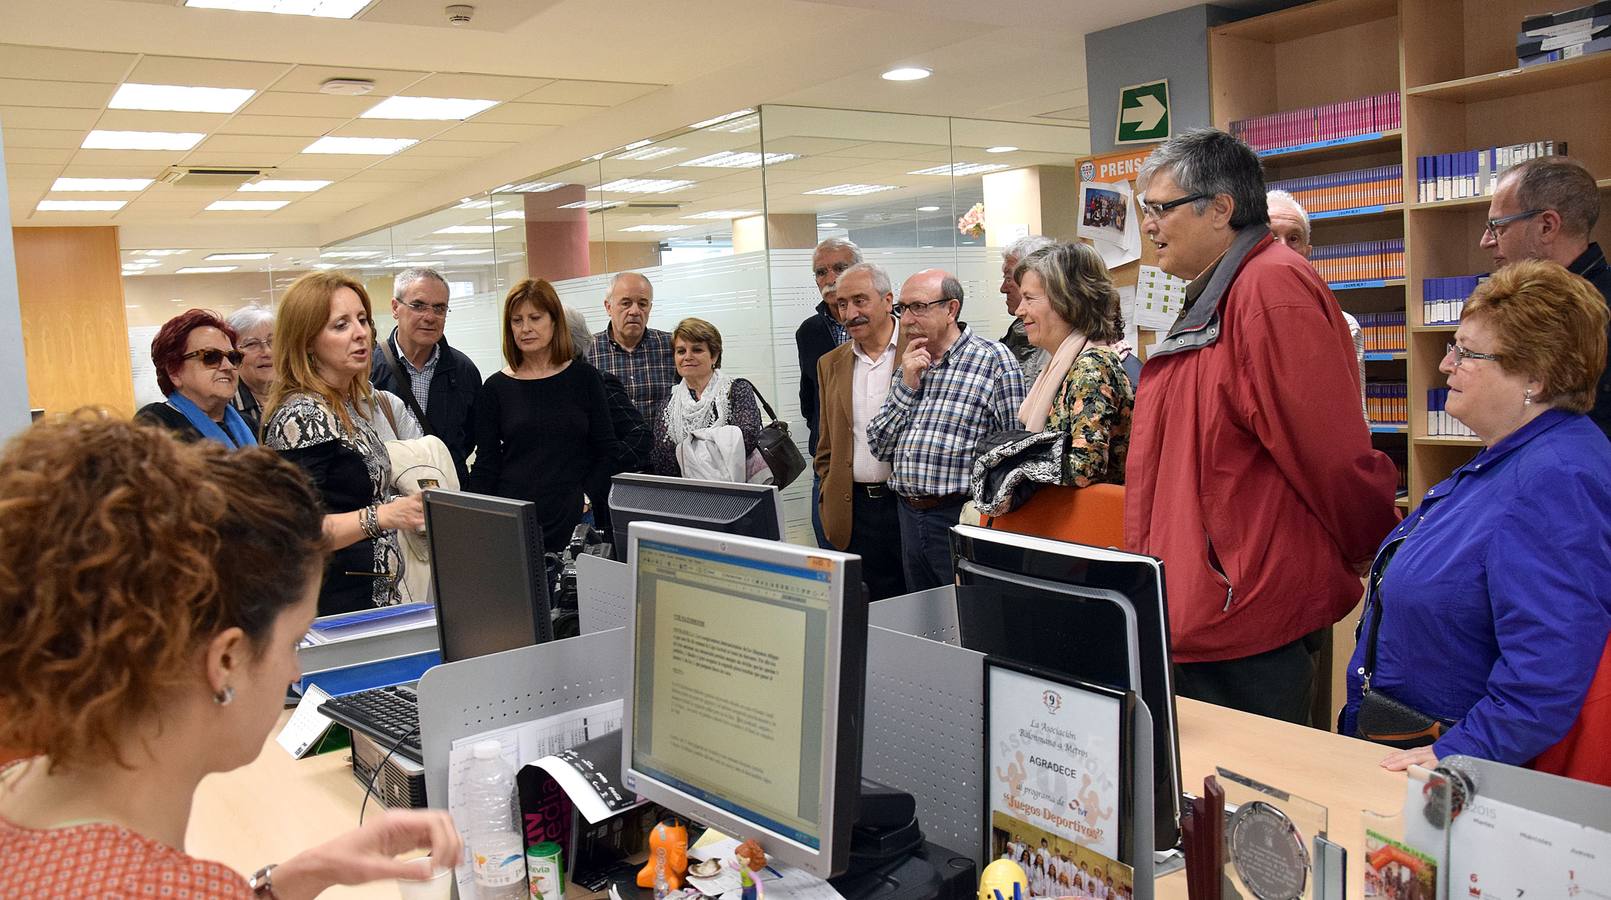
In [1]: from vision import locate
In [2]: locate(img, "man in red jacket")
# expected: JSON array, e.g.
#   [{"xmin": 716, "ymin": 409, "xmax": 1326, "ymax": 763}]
[{"xmin": 1125, "ymin": 129, "xmax": 1399, "ymax": 723}]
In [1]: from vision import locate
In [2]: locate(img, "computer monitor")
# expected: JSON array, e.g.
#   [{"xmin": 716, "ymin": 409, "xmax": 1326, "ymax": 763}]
[
  {"xmin": 949, "ymin": 524, "xmax": 1181, "ymax": 852},
  {"xmin": 423, "ymin": 489, "xmax": 554, "ymax": 661},
  {"xmin": 621, "ymin": 522, "xmax": 867, "ymax": 879},
  {"xmin": 607, "ymin": 473, "xmax": 785, "ymax": 555}
]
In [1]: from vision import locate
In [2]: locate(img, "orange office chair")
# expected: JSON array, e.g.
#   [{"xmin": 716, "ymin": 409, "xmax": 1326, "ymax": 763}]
[{"xmin": 984, "ymin": 482, "xmax": 1127, "ymax": 550}]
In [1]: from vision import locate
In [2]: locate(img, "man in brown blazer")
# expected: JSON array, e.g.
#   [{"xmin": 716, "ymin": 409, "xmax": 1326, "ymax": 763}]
[{"xmin": 814, "ymin": 262, "xmax": 908, "ymax": 600}]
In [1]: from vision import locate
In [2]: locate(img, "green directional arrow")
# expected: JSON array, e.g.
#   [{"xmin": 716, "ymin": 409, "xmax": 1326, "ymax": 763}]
[{"xmin": 1116, "ymin": 79, "xmax": 1170, "ymax": 145}]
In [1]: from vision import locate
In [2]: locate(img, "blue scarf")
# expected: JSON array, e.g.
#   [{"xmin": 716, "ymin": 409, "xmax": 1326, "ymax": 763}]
[{"xmin": 166, "ymin": 392, "xmax": 258, "ymax": 449}]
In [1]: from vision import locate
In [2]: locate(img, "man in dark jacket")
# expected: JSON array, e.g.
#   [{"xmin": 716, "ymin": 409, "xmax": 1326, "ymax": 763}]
[
  {"xmin": 1481, "ymin": 156, "xmax": 1611, "ymax": 440},
  {"xmin": 370, "ymin": 267, "xmax": 481, "ymax": 482},
  {"xmin": 795, "ymin": 237, "xmax": 857, "ymax": 547}
]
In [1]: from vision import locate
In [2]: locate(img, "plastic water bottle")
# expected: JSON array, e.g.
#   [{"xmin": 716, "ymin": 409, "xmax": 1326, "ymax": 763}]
[{"xmin": 463, "ymin": 740, "xmax": 527, "ymax": 900}]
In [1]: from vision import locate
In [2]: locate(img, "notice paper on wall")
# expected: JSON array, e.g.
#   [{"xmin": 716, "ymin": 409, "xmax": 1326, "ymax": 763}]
[
  {"xmin": 1132, "ymin": 265, "xmax": 1189, "ymax": 332},
  {"xmin": 1447, "ymin": 792, "xmax": 1611, "ymax": 899},
  {"xmin": 1078, "ymin": 180, "xmax": 1141, "ymax": 269}
]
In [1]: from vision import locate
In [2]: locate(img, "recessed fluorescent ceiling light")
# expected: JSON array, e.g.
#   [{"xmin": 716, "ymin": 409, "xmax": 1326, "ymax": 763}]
[
  {"xmin": 109, "ymin": 83, "xmax": 254, "ymax": 114},
  {"xmin": 320, "ymin": 250, "xmax": 383, "ymax": 258},
  {"xmin": 557, "ymin": 200, "xmax": 623, "ymax": 210},
  {"xmin": 612, "ymin": 145, "xmax": 683, "ymax": 162},
  {"xmin": 678, "ymin": 151, "xmax": 798, "ymax": 169},
  {"xmin": 492, "ymin": 181, "xmax": 564, "ymax": 193},
  {"xmin": 82, "ymin": 130, "xmax": 204, "ymax": 151},
  {"xmin": 52, "ymin": 177, "xmax": 153, "ymax": 192},
  {"xmin": 361, "ymin": 96, "xmax": 499, "ymax": 120},
  {"xmin": 916, "ymin": 206, "xmax": 941, "ymax": 212},
  {"xmin": 908, "ymin": 162, "xmax": 1010, "ymax": 177},
  {"xmin": 708, "ymin": 118, "xmax": 760, "ymax": 134},
  {"xmin": 176, "ymin": 266, "xmax": 238, "ymax": 274},
  {"xmin": 619, "ymin": 224, "xmax": 690, "ymax": 232},
  {"xmin": 385, "ymin": 260, "xmax": 442, "ymax": 267},
  {"xmin": 139, "ymin": 249, "xmax": 187, "ymax": 256},
  {"xmin": 303, "ymin": 136, "xmax": 417, "ymax": 155},
  {"xmin": 206, "ymin": 200, "xmax": 290, "ymax": 211},
  {"xmin": 239, "ymin": 180, "xmax": 331, "ymax": 192},
  {"xmin": 594, "ymin": 179, "xmax": 694, "ymax": 194},
  {"xmin": 492, "ymin": 211, "xmax": 525, "ymax": 220},
  {"xmin": 803, "ymin": 184, "xmax": 900, "ymax": 196},
  {"xmin": 455, "ymin": 199, "xmax": 494, "ymax": 209},
  {"xmin": 985, "ymin": 146, "xmax": 1018, "ymax": 153},
  {"xmin": 184, "ymin": 0, "xmax": 372, "ymax": 18},
  {"xmin": 882, "ymin": 66, "xmax": 932, "ymax": 81},
  {"xmin": 433, "ymin": 225, "xmax": 513, "ymax": 234},
  {"xmin": 436, "ymin": 248, "xmax": 493, "ymax": 255},
  {"xmin": 682, "ymin": 210, "xmax": 759, "ymax": 220},
  {"xmin": 205, "ymin": 252, "xmax": 274, "ymax": 261},
  {"xmin": 37, "ymin": 199, "xmax": 127, "ymax": 211},
  {"xmin": 688, "ymin": 109, "xmax": 755, "ymax": 130}
]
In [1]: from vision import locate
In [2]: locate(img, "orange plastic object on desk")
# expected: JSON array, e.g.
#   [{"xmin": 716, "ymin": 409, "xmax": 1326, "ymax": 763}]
[
  {"xmin": 637, "ymin": 819, "xmax": 688, "ymax": 890},
  {"xmin": 985, "ymin": 483, "xmax": 1126, "ymax": 549}
]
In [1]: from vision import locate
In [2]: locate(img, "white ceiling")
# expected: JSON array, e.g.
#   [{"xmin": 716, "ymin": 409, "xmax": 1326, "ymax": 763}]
[{"xmin": 1, "ymin": 0, "xmax": 1222, "ymax": 251}]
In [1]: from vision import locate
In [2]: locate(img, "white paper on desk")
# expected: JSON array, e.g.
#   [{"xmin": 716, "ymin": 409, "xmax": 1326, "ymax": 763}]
[
  {"xmin": 1447, "ymin": 793, "xmax": 1611, "ymax": 899},
  {"xmin": 1132, "ymin": 265, "xmax": 1188, "ymax": 332},
  {"xmin": 447, "ymin": 699, "xmax": 624, "ymax": 900},
  {"xmin": 274, "ymin": 685, "xmax": 334, "ymax": 759},
  {"xmin": 688, "ymin": 832, "xmax": 836, "ymax": 900}
]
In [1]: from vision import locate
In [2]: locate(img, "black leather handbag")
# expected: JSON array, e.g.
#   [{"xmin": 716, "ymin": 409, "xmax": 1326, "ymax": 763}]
[
  {"xmin": 1354, "ymin": 539, "xmax": 1460, "ymax": 748},
  {"xmin": 740, "ymin": 381, "xmax": 807, "ymax": 490}
]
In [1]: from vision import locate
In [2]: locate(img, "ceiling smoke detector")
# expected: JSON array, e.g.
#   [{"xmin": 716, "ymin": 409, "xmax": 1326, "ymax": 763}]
[
  {"xmin": 319, "ymin": 78, "xmax": 376, "ymax": 96},
  {"xmin": 445, "ymin": 4, "xmax": 474, "ymax": 24}
]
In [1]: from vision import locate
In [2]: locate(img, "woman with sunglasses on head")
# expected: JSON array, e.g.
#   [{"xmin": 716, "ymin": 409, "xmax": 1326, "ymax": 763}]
[
  {"xmin": 136, "ymin": 309, "xmax": 258, "ymax": 449},
  {"xmin": 1340, "ymin": 260, "xmax": 1611, "ymax": 776},
  {"xmin": 263, "ymin": 272, "xmax": 425, "ymax": 617},
  {"xmin": 0, "ymin": 414, "xmax": 459, "ymax": 899}
]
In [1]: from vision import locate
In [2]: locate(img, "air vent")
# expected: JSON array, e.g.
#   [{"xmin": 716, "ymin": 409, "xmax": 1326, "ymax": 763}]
[{"xmin": 157, "ymin": 166, "xmax": 271, "ymax": 189}]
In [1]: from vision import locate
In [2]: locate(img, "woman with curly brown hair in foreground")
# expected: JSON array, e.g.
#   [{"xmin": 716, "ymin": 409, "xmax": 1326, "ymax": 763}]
[{"xmin": 0, "ymin": 414, "xmax": 458, "ymax": 899}]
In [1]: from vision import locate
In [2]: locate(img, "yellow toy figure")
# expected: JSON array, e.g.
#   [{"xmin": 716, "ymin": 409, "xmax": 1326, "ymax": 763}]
[
  {"xmin": 978, "ymin": 858, "xmax": 1030, "ymax": 900},
  {"xmin": 637, "ymin": 819, "xmax": 689, "ymax": 891}
]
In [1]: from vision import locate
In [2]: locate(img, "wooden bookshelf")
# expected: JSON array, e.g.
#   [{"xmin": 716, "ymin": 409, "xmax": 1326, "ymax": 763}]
[{"xmin": 1214, "ymin": 0, "xmax": 1611, "ymax": 505}]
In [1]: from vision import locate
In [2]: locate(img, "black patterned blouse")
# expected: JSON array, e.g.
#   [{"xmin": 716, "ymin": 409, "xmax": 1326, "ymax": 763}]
[{"xmin": 264, "ymin": 392, "xmax": 401, "ymax": 616}]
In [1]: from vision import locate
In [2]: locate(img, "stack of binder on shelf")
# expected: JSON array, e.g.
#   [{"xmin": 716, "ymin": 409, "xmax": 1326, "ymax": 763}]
[
  {"xmin": 1518, "ymin": 2, "xmax": 1611, "ymax": 67},
  {"xmin": 1416, "ymin": 141, "xmax": 1567, "ymax": 203}
]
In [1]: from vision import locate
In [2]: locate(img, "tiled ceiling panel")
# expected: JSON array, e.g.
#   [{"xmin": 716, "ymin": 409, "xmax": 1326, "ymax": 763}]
[
  {"xmin": 442, "ymin": 122, "xmax": 555, "ymax": 143},
  {"xmin": 2, "ymin": 129, "xmax": 86, "ymax": 149},
  {"xmin": 124, "ymin": 56, "xmax": 290, "ymax": 89},
  {"xmin": 518, "ymin": 79, "xmax": 659, "ymax": 106},
  {"xmin": 271, "ymin": 66, "xmax": 431, "ymax": 96},
  {"xmin": 0, "ymin": 45, "xmax": 137, "ymax": 82},
  {"xmin": 472, "ymin": 102, "xmax": 600, "ymax": 126},
  {"xmin": 404, "ymin": 73, "xmax": 554, "ymax": 101},
  {"xmin": 241, "ymin": 92, "xmax": 377, "ymax": 118},
  {"xmin": 0, "ymin": 79, "xmax": 116, "ymax": 109},
  {"xmin": 217, "ymin": 115, "xmax": 350, "ymax": 138},
  {"xmin": 0, "ymin": 106, "xmax": 101, "ymax": 130}
]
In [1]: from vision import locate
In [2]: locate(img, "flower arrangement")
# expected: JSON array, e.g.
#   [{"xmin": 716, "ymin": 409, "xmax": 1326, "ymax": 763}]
[{"xmin": 958, "ymin": 202, "xmax": 986, "ymax": 238}]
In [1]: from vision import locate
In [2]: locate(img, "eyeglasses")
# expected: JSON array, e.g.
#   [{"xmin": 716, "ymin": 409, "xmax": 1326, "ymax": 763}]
[
  {"xmin": 402, "ymin": 300, "xmax": 450, "ymax": 317},
  {"xmin": 1136, "ymin": 192, "xmax": 1209, "ymax": 219},
  {"xmin": 1483, "ymin": 208, "xmax": 1544, "ymax": 238},
  {"xmin": 893, "ymin": 298, "xmax": 953, "ymax": 317},
  {"xmin": 239, "ymin": 337, "xmax": 272, "ymax": 352},
  {"xmin": 1445, "ymin": 341, "xmax": 1502, "ymax": 368},
  {"xmin": 182, "ymin": 348, "xmax": 245, "ymax": 368}
]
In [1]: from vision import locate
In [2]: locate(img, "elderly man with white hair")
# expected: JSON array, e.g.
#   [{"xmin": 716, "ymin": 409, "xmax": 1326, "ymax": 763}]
[
  {"xmin": 797, "ymin": 237, "xmax": 859, "ymax": 546},
  {"xmin": 998, "ymin": 234, "xmax": 1057, "ymax": 384},
  {"xmin": 370, "ymin": 266, "xmax": 482, "ymax": 480},
  {"xmin": 1267, "ymin": 189, "xmax": 1367, "ymax": 416}
]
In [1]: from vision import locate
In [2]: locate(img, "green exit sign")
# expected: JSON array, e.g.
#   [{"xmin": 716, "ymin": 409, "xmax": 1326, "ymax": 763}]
[{"xmin": 1116, "ymin": 79, "xmax": 1170, "ymax": 145}]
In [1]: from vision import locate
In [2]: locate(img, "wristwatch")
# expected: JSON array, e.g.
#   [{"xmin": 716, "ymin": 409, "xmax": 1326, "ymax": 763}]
[{"xmin": 248, "ymin": 863, "xmax": 279, "ymax": 898}]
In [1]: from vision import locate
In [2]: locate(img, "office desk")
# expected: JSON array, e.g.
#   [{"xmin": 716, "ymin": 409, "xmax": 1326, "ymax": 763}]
[{"xmin": 190, "ymin": 698, "xmax": 1405, "ymax": 900}]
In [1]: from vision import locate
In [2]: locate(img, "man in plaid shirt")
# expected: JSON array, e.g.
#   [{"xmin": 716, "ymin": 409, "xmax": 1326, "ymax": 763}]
[
  {"xmin": 590, "ymin": 272, "xmax": 676, "ymax": 422},
  {"xmin": 869, "ymin": 269, "xmax": 1025, "ymax": 590}
]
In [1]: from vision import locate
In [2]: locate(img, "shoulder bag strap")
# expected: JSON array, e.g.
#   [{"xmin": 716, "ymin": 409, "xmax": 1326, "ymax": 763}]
[
  {"xmin": 379, "ymin": 338, "xmax": 434, "ymax": 436},
  {"xmin": 736, "ymin": 378, "xmax": 780, "ymax": 423}
]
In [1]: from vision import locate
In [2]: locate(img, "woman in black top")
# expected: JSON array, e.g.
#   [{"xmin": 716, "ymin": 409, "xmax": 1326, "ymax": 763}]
[
  {"xmin": 134, "ymin": 309, "xmax": 257, "ymax": 449},
  {"xmin": 467, "ymin": 280, "xmax": 621, "ymax": 552},
  {"xmin": 262, "ymin": 272, "xmax": 425, "ymax": 617}
]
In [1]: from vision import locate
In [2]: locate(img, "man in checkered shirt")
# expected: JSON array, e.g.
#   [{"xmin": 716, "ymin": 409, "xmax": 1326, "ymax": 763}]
[
  {"xmin": 590, "ymin": 272, "xmax": 676, "ymax": 423},
  {"xmin": 868, "ymin": 268, "xmax": 1025, "ymax": 590}
]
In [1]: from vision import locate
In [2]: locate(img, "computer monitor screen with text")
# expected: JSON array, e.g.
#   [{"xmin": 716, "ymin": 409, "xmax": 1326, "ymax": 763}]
[{"xmin": 622, "ymin": 522, "xmax": 866, "ymax": 879}]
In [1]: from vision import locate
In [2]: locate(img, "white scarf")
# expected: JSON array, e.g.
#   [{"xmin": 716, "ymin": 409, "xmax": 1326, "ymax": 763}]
[{"xmin": 663, "ymin": 369, "xmax": 735, "ymax": 447}]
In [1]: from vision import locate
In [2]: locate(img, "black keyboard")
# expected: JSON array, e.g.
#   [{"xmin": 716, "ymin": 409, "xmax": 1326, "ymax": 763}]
[{"xmin": 320, "ymin": 684, "xmax": 423, "ymax": 762}]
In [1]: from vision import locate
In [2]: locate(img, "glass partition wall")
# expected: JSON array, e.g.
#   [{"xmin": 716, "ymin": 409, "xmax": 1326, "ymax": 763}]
[{"xmin": 120, "ymin": 105, "xmax": 1089, "ymax": 543}]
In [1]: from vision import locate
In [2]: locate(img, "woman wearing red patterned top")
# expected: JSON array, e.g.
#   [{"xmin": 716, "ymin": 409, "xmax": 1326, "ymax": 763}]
[{"xmin": 0, "ymin": 414, "xmax": 460, "ymax": 899}]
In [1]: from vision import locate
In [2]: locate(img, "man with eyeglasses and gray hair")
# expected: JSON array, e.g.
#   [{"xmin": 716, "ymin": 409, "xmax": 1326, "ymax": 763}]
[
  {"xmin": 1124, "ymin": 128, "xmax": 1398, "ymax": 725},
  {"xmin": 370, "ymin": 266, "xmax": 482, "ymax": 481},
  {"xmin": 1479, "ymin": 156, "xmax": 1611, "ymax": 439},
  {"xmin": 999, "ymin": 234, "xmax": 1057, "ymax": 384}
]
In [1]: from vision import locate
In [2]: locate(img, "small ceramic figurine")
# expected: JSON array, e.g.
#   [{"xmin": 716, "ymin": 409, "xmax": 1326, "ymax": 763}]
[
  {"xmin": 637, "ymin": 819, "xmax": 689, "ymax": 891},
  {"xmin": 734, "ymin": 839, "xmax": 767, "ymax": 900}
]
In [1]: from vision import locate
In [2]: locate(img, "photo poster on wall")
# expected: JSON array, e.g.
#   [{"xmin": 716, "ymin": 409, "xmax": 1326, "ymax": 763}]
[
  {"xmin": 1075, "ymin": 146, "xmax": 1159, "ymax": 358},
  {"xmin": 1077, "ymin": 181, "xmax": 1141, "ymax": 270},
  {"xmin": 985, "ymin": 660, "xmax": 1135, "ymax": 899}
]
